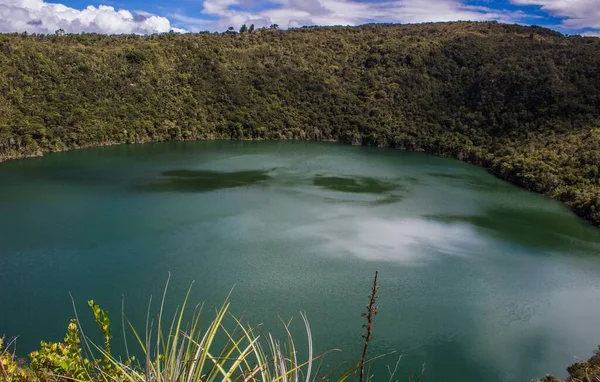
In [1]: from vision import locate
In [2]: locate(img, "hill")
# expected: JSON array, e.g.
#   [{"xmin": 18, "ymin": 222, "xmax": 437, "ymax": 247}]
[{"xmin": 0, "ymin": 21, "xmax": 598, "ymax": 225}]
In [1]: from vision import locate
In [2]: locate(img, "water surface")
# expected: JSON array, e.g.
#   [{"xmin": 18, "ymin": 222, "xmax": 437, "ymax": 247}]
[{"xmin": 1, "ymin": 141, "xmax": 599, "ymax": 381}]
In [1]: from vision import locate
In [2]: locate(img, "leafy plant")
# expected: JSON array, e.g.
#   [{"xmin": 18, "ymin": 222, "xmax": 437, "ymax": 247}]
[
  {"xmin": 4, "ymin": 273, "xmax": 393, "ymax": 381},
  {"xmin": 534, "ymin": 347, "xmax": 600, "ymax": 382},
  {"xmin": 1, "ymin": 337, "xmax": 29, "ymax": 382},
  {"xmin": 100, "ymin": 276, "xmax": 369, "ymax": 381},
  {"xmin": 29, "ymin": 319, "xmax": 91, "ymax": 380}
]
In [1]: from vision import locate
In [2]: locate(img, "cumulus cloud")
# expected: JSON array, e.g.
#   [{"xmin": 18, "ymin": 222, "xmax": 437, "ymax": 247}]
[
  {"xmin": 0, "ymin": 0, "xmax": 182, "ymax": 34},
  {"xmin": 511, "ymin": 0, "xmax": 600, "ymax": 33},
  {"xmin": 2, "ymin": 0, "xmax": 595, "ymax": 35}
]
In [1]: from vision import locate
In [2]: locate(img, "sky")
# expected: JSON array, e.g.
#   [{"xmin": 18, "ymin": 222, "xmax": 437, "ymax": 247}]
[{"xmin": 0, "ymin": 0, "xmax": 598, "ymax": 36}]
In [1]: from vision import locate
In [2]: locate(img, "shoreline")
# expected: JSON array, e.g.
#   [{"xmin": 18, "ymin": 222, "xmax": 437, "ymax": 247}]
[{"xmin": 1, "ymin": 136, "xmax": 598, "ymax": 228}]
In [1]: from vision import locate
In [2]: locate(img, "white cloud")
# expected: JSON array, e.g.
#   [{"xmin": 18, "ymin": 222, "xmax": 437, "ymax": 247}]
[
  {"xmin": 0, "ymin": 0, "xmax": 182, "ymax": 34},
  {"xmin": 511, "ymin": 0, "xmax": 600, "ymax": 32},
  {"xmin": 188, "ymin": 0, "xmax": 528, "ymax": 31},
  {"xmin": 0, "ymin": 0, "xmax": 584, "ymax": 35}
]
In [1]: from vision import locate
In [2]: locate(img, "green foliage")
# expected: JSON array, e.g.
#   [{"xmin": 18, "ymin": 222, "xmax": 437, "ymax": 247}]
[
  {"xmin": 0, "ymin": 22, "xmax": 598, "ymax": 225},
  {"xmin": 1, "ymin": 338, "xmax": 29, "ymax": 381},
  {"xmin": 29, "ymin": 320, "xmax": 91, "ymax": 380},
  {"xmin": 25, "ymin": 302, "xmax": 131, "ymax": 381},
  {"xmin": 0, "ymin": 279, "xmax": 386, "ymax": 381},
  {"xmin": 88, "ymin": 300, "xmax": 114, "ymax": 374},
  {"xmin": 564, "ymin": 347, "xmax": 600, "ymax": 381},
  {"xmin": 534, "ymin": 347, "xmax": 600, "ymax": 382},
  {"xmin": 88, "ymin": 301, "xmax": 111, "ymax": 353}
]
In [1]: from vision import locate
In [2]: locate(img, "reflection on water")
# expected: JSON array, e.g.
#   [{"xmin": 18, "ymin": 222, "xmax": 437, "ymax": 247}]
[
  {"xmin": 426, "ymin": 208, "xmax": 600, "ymax": 253},
  {"xmin": 292, "ymin": 213, "xmax": 483, "ymax": 262},
  {"xmin": 135, "ymin": 169, "xmax": 271, "ymax": 192},
  {"xmin": 313, "ymin": 175, "xmax": 401, "ymax": 194},
  {"xmin": 427, "ymin": 172, "xmax": 465, "ymax": 180},
  {"xmin": 312, "ymin": 175, "xmax": 406, "ymax": 206},
  {"xmin": 426, "ymin": 171, "xmax": 501, "ymax": 192},
  {"xmin": 136, "ymin": 170, "xmax": 411, "ymax": 206}
]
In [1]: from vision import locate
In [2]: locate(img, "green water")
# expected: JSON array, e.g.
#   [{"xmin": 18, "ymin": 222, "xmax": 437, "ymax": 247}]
[{"xmin": 1, "ymin": 141, "xmax": 600, "ymax": 381}]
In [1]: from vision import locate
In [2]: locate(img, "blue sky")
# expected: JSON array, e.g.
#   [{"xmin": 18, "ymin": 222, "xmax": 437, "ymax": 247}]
[{"xmin": 1, "ymin": 0, "xmax": 599, "ymax": 36}]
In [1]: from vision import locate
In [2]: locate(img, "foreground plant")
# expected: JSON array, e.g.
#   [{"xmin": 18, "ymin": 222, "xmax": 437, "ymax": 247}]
[
  {"xmin": 109, "ymin": 279, "xmax": 322, "ymax": 382},
  {"xmin": 359, "ymin": 271, "xmax": 379, "ymax": 382},
  {"xmin": 2, "ymin": 273, "xmax": 390, "ymax": 381},
  {"xmin": 533, "ymin": 347, "xmax": 600, "ymax": 382},
  {"xmin": 1, "ymin": 337, "xmax": 29, "ymax": 382}
]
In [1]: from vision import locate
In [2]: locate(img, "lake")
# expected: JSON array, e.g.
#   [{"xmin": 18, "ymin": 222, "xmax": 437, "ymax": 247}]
[{"xmin": 1, "ymin": 141, "xmax": 599, "ymax": 381}]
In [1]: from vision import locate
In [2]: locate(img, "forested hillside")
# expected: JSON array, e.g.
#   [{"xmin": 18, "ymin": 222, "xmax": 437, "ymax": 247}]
[{"xmin": 0, "ymin": 22, "xmax": 598, "ymax": 225}]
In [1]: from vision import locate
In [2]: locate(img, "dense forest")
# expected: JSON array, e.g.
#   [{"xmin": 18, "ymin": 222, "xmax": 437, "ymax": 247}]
[{"xmin": 0, "ymin": 22, "xmax": 598, "ymax": 225}]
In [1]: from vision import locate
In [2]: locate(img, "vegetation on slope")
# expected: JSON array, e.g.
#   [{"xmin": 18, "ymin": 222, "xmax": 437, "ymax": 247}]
[{"xmin": 0, "ymin": 22, "xmax": 598, "ymax": 225}]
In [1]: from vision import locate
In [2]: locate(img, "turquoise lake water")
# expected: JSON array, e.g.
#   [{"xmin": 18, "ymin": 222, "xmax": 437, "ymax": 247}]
[{"xmin": 1, "ymin": 141, "xmax": 600, "ymax": 381}]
